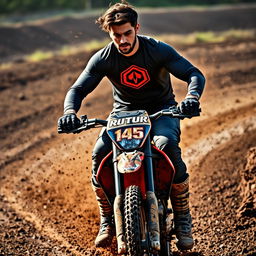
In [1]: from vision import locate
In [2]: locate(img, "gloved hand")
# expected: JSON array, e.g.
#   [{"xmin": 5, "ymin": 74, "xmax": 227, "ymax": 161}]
[
  {"xmin": 179, "ymin": 97, "xmax": 200, "ymax": 115},
  {"xmin": 57, "ymin": 113, "xmax": 80, "ymax": 133}
]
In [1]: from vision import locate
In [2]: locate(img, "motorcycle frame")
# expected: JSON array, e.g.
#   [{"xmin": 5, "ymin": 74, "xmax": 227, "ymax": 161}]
[
  {"xmin": 97, "ymin": 134, "xmax": 175, "ymax": 255},
  {"xmin": 59, "ymin": 107, "xmax": 200, "ymax": 255}
]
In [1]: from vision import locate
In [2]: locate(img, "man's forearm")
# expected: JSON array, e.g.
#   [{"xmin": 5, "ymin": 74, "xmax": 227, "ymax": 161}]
[
  {"xmin": 63, "ymin": 87, "xmax": 84, "ymax": 114},
  {"xmin": 187, "ymin": 71, "xmax": 205, "ymax": 99},
  {"xmin": 63, "ymin": 109, "xmax": 77, "ymax": 115}
]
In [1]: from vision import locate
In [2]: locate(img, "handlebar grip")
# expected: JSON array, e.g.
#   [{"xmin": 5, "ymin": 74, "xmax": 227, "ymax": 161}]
[
  {"xmin": 57, "ymin": 125, "xmax": 83, "ymax": 134},
  {"xmin": 57, "ymin": 128, "xmax": 73, "ymax": 134}
]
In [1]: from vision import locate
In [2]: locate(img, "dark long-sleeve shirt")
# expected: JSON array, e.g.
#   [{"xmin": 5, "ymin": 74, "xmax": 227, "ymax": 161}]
[{"xmin": 64, "ymin": 35, "xmax": 205, "ymax": 114}]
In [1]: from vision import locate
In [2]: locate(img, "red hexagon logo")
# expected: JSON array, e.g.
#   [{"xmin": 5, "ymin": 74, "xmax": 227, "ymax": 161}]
[{"xmin": 121, "ymin": 65, "xmax": 150, "ymax": 89}]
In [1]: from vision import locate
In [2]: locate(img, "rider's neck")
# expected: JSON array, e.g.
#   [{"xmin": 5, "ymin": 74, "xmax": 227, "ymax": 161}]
[{"xmin": 122, "ymin": 36, "xmax": 139, "ymax": 57}]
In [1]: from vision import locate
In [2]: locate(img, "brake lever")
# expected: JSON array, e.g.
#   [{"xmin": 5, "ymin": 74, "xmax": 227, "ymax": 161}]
[
  {"xmin": 57, "ymin": 128, "xmax": 65, "ymax": 134},
  {"xmin": 178, "ymin": 111, "xmax": 201, "ymax": 119},
  {"xmin": 57, "ymin": 121, "xmax": 88, "ymax": 134},
  {"xmin": 57, "ymin": 126, "xmax": 83, "ymax": 134},
  {"xmin": 169, "ymin": 107, "xmax": 201, "ymax": 119},
  {"xmin": 58, "ymin": 116, "xmax": 107, "ymax": 134}
]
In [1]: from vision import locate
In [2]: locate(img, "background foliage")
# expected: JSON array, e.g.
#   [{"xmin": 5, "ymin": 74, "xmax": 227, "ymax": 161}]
[{"xmin": 0, "ymin": 0, "xmax": 255, "ymax": 15}]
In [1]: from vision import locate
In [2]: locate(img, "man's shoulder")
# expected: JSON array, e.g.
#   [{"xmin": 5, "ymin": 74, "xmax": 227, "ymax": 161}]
[
  {"xmin": 139, "ymin": 35, "xmax": 174, "ymax": 51},
  {"xmin": 139, "ymin": 35, "xmax": 159, "ymax": 47},
  {"xmin": 139, "ymin": 35, "xmax": 176, "ymax": 58},
  {"xmin": 91, "ymin": 42, "xmax": 115, "ymax": 62},
  {"xmin": 85, "ymin": 42, "xmax": 115, "ymax": 72}
]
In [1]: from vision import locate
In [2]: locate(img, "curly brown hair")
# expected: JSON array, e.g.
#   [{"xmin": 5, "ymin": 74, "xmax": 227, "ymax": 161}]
[{"xmin": 96, "ymin": 1, "xmax": 138, "ymax": 32}]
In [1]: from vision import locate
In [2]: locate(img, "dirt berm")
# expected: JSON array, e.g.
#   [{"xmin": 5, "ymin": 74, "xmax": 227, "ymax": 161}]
[{"xmin": 0, "ymin": 4, "xmax": 256, "ymax": 62}]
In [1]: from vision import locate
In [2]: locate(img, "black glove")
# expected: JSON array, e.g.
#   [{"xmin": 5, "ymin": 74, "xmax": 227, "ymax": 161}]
[
  {"xmin": 57, "ymin": 113, "xmax": 80, "ymax": 133},
  {"xmin": 179, "ymin": 97, "xmax": 200, "ymax": 115}
]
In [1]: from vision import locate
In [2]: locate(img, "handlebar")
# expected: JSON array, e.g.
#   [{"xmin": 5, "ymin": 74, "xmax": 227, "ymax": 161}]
[
  {"xmin": 58, "ymin": 117, "xmax": 108, "ymax": 134},
  {"xmin": 149, "ymin": 107, "xmax": 200, "ymax": 120},
  {"xmin": 58, "ymin": 107, "xmax": 200, "ymax": 134}
]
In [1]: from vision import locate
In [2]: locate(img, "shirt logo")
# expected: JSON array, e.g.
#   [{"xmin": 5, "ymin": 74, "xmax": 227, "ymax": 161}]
[{"xmin": 121, "ymin": 65, "xmax": 150, "ymax": 89}]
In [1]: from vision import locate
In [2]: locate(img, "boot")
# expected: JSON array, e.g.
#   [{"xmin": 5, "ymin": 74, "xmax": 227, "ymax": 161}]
[
  {"xmin": 92, "ymin": 184, "xmax": 114, "ymax": 248},
  {"xmin": 170, "ymin": 176, "xmax": 194, "ymax": 250}
]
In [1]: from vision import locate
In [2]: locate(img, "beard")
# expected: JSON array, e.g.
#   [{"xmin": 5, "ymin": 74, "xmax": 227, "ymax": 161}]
[{"xmin": 118, "ymin": 37, "xmax": 137, "ymax": 55}]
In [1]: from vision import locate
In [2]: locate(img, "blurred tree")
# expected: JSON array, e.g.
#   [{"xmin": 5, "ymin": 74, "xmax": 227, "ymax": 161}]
[
  {"xmin": 86, "ymin": 0, "xmax": 92, "ymax": 9},
  {"xmin": 91, "ymin": 0, "xmax": 110, "ymax": 8},
  {"xmin": 0, "ymin": 0, "xmax": 255, "ymax": 15}
]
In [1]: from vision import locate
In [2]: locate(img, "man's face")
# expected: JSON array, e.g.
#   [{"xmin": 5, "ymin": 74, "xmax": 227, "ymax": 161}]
[{"xmin": 109, "ymin": 22, "xmax": 139, "ymax": 55}]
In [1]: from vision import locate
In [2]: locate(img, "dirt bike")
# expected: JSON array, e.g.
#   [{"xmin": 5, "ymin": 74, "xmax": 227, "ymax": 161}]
[{"xmin": 58, "ymin": 106, "xmax": 199, "ymax": 256}]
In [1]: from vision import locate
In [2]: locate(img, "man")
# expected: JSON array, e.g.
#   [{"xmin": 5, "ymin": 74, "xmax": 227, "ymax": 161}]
[{"xmin": 58, "ymin": 0, "xmax": 205, "ymax": 251}]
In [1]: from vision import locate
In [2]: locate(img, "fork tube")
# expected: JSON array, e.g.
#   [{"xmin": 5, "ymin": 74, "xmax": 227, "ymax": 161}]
[
  {"xmin": 144, "ymin": 136, "xmax": 155, "ymax": 192},
  {"xmin": 144, "ymin": 136, "xmax": 161, "ymax": 251},
  {"xmin": 113, "ymin": 144, "xmax": 122, "ymax": 195},
  {"xmin": 112, "ymin": 144, "xmax": 127, "ymax": 254}
]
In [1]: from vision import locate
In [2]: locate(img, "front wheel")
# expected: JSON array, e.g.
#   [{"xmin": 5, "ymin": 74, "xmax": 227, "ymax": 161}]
[{"xmin": 124, "ymin": 185, "xmax": 144, "ymax": 256}]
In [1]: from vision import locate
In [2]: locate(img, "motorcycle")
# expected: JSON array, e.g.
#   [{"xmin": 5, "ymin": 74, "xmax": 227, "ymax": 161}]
[{"xmin": 58, "ymin": 106, "xmax": 199, "ymax": 256}]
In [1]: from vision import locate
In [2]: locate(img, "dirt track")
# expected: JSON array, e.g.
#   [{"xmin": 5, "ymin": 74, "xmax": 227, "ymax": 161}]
[
  {"xmin": 0, "ymin": 5, "xmax": 256, "ymax": 256},
  {"xmin": 1, "ymin": 4, "xmax": 256, "ymax": 63}
]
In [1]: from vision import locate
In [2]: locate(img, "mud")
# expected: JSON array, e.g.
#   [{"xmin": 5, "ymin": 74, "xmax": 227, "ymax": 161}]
[
  {"xmin": 0, "ymin": 6, "xmax": 256, "ymax": 256},
  {"xmin": 237, "ymin": 147, "xmax": 256, "ymax": 218}
]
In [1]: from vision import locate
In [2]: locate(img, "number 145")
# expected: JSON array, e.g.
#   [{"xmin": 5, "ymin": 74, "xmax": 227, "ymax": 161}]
[{"xmin": 115, "ymin": 127, "xmax": 144, "ymax": 142}]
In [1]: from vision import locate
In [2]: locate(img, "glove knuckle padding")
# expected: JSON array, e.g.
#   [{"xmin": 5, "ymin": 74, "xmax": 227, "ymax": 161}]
[
  {"xmin": 67, "ymin": 116, "xmax": 72, "ymax": 124},
  {"xmin": 180, "ymin": 98, "xmax": 200, "ymax": 114},
  {"xmin": 57, "ymin": 118, "xmax": 62, "ymax": 126},
  {"xmin": 71, "ymin": 115, "xmax": 76, "ymax": 124}
]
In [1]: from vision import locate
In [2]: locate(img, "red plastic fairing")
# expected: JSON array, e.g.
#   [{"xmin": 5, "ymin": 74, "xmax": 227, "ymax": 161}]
[
  {"xmin": 96, "ymin": 146, "xmax": 176, "ymax": 199},
  {"xmin": 152, "ymin": 145, "xmax": 176, "ymax": 193},
  {"xmin": 96, "ymin": 150, "xmax": 146, "ymax": 199},
  {"xmin": 123, "ymin": 164, "xmax": 146, "ymax": 199},
  {"xmin": 96, "ymin": 151, "xmax": 115, "ymax": 198}
]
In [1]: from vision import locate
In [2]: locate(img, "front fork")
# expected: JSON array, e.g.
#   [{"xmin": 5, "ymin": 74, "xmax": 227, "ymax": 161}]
[
  {"xmin": 144, "ymin": 137, "xmax": 161, "ymax": 252},
  {"xmin": 112, "ymin": 137, "xmax": 161, "ymax": 254},
  {"xmin": 112, "ymin": 145, "xmax": 127, "ymax": 254}
]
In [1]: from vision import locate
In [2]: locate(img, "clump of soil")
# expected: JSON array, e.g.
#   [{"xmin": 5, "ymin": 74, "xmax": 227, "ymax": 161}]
[{"xmin": 237, "ymin": 147, "xmax": 256, "ymax": 217}]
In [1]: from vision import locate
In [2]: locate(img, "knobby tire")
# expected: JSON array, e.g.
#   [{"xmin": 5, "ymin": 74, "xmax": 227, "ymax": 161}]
[{"xmin": 124, "ymin": 185, "xmax": 143, "ymax": 256}]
